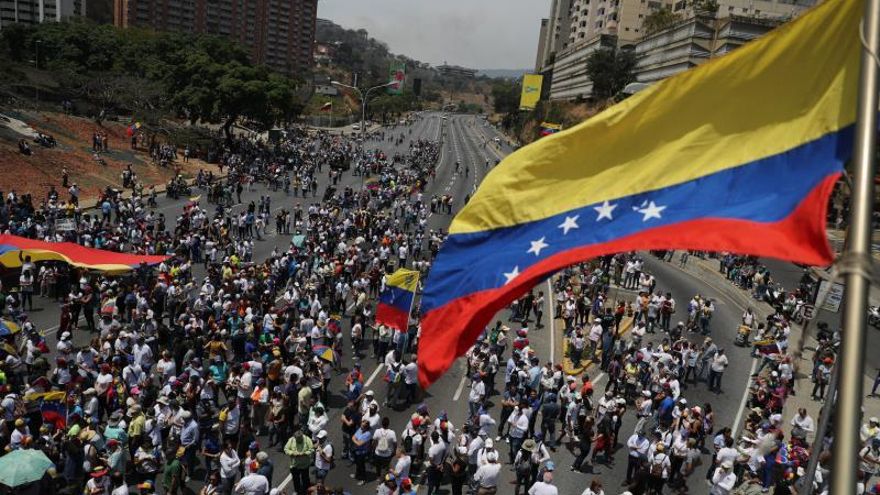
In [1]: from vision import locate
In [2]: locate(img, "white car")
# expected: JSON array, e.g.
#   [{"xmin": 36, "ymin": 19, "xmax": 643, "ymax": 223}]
[{"xmin": 351, "ymin": 124, "xmax": 360, "ymax": 130}]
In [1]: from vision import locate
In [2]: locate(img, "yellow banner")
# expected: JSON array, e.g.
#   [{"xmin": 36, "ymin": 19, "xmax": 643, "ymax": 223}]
[{"xmin": 519, "ymin": 74, "xmax": 543, "ymax": 110}]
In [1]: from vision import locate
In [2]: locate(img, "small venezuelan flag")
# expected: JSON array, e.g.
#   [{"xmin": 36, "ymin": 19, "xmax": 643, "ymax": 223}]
[{"xmin": 376, "ymin": 268, "xmax": 420, "ymax": 332}]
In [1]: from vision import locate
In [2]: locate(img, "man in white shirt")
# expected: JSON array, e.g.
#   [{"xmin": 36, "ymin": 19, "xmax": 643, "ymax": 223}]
[
  {"xmin": 709, "ymin": 461, "xmax": 737, "ymax": 495},
  {"xmin": 234, "ymin": 467, "xmax": 269, "ymax": 495},
  {"xmin": 473, "ymin": 451, "xmax": 502, "ymax": 492},
  {"xmin": 468, "ymin": 374, "xmax": 486, "ymax": 418},
  {"xmin": 314, "ymin": 430, "xmax": 334, "ymax": 482},
  {"xmin": 708, "ymin": 348, "xmax": 729, "ymax": 393},
  {"xmin": 528, "ymin": 471, "xmax": 559, "ymax": 495},
  {"xmin": 626, "ymin": 431, "xmax": 650, "ymax": 483},
  {"xmin": 790, "ymin": 408, "xmax": 815, "ymax": 438},
  {"xmin": 426, "ymin": 431, "xmax": 447, "ymax": 495}
]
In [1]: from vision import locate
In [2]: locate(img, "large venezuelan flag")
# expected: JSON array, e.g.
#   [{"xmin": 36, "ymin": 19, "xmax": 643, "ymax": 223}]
[
  {"xmin": 0, "ymin": 234, "xmax": 168, "ymax": 273},
  {"xmin": 417, "ymin": 0, "xmax": 861, "ymax": 387},
  {"xmin": 376, "ymin": 268, "xmax": 420, "ymax": 331}
]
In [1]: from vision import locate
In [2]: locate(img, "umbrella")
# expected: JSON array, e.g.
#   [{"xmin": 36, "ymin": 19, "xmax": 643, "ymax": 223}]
[
  {"xmin": 291, "ymin": 235, "xmax": 306, "ymax": 248},
  {"xmin": 0, "ymin": 320, "xmax": 20, "ymax": 337},
  {"xmin": 0, "ymin": 449, "xmax": 54, "ymax": 487},
  {"xmin": 312, "ymin": 345, "xmax": 335, "ymax": 363}
]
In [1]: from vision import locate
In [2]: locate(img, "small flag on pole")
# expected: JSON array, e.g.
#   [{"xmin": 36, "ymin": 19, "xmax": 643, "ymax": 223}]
[{"xmin": 376, "ymin": 268, "xmax": 420, "ymax": 332}]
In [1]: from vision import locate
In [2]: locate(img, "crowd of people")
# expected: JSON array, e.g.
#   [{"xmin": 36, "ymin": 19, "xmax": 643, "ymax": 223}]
[{"xmin": 0, "ymin": 113, "xmax": 858, "ymax": 495}]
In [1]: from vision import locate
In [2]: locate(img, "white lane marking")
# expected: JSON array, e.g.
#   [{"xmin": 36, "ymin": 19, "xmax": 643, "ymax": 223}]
[
  {"xmin": 547, "ymin": 280, "xmax": 555, "ymax": 363},
  {"xmin": 277, "ymin": 474, "xmax": 292, "ymax": 491},
  {"xmin": 364, "ymin": 363, "xmax": 386, "ymax": 387},
  {"xmin": 453, "ymin": 369, "xmax": 468, "ymax": 401},
  {"xmin": 732, "ymin": 357, "xmax": 758, "ymax": 436}
]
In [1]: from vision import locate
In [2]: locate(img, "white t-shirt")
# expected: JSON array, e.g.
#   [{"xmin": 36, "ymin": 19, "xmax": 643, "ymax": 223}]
[
  {"xmin": 373, "ymin": 428, "xmax": 397, "ymax": 457},
  {"xmin": 392, "ymin": 454, "xmax": 412, "ymax": 479},
  {"xmin": 474, "ymin": 463, "xmax": 501, "ymax": 488},
  {"xmin": 529, "ymin": 482, "xmax": 559, "ymax": 495},
  {"xmin": 314, "ymin": 443, "xmax": 334, "ymax": 470}
]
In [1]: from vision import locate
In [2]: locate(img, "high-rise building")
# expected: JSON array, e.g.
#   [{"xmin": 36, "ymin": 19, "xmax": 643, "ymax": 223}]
[
  {"xmin": 0, "ymin": 0, "xmax": 86, "ymax": 29},
  {"xmin": 113, "ymin": 0, "xmax": 317, "ymax": 76},
  {"xmin": 534, "ymin": 18, "xmax": 549, "ymax": 72},
  {"xmin": 535, "ymin": 0, "xmax": 572, "ymax": 73},
  {"xmin": 568, "ymin": 0, "xmax": 673, "ymax": 46}
]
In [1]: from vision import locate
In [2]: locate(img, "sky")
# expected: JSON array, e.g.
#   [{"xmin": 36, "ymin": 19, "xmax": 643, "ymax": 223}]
[{"xmin": 316, "ymin": 0, "xmax": 548, "ymax": 70}]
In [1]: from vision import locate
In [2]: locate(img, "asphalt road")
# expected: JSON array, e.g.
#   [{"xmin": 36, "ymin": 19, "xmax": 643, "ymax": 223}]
[{"xmin": 24, "ymin": 114, "xmax": 761, "ymax": 495}]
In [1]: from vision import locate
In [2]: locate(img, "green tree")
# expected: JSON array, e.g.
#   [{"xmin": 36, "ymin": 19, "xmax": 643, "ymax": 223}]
[
  {"xmin": 491, "ymin": 80, "xmax": 521, "ymax": 114},
  {"xmin": 643, "ymin": 6, "xmax": 682, "ymax": 34},
  {"xmin": 586, "ymin": 48, "xmax": 637, "ymax": 100}
]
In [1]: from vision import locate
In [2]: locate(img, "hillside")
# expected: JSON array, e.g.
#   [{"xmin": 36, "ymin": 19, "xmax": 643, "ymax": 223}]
[{"xmin": 313, "ymin": 19, "xmax": 496, "ymax": 114}]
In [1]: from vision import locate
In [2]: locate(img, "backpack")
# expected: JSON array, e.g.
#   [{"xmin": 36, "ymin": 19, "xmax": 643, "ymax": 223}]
[
  {"xmin": 402, "ymin": 432, "xmax": 414, "ymax": 453},
  {"xmin": 376, "ymin": 431, "xmax": 390, "ymax": 452},
  {"xmin": 515, "ymin": 453, "xmax": 532, "ymax": 476},
  {"xmin": 650, "ymin": 454, "xmax": 666, "ymax": 477}
]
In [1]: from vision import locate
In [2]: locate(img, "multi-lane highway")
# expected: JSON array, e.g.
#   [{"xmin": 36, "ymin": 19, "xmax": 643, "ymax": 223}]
[{"xmin": 23, "ymin": 113, "xmax": 763, "ymax": 495}]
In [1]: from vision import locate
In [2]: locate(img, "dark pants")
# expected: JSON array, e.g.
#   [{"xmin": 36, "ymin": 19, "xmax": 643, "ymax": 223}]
[
  {"xmin": 290, "ymin": 467, "xmax": 310, "ymax": 495},
  {"xmin": 426, "ymin": 466, "xmax": 442, "ymax": 495},
  {"xmin": 627, "ymin": 455, "xmax": 642, "ymax": 482},
  {"xmin": 354, "ymin": 451, "xmax": 368, "ymax": 480},
  {"xmin": 708, "ymin": 369, "xmax": 723, "ymax": 392},
  {"xmin": 509, "ymin": 437, "xmax": 523, "ymax": 464}
]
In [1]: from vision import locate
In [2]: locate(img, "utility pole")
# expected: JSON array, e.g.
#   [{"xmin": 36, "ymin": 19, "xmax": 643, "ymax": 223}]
[{"xmin": 831, "ymin": 0, "xmax": 880, "ymax": 492}]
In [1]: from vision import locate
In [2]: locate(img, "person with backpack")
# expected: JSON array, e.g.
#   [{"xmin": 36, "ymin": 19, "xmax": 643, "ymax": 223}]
[
  {"xmin": 372, "ymin": 416, "xmax": 397, "ymax": 478},
  {"xmin": 646, "ymin": 443, "xmax": 671, "ymax": 494},
  {"xmin": 513, "ymin": 439, "xmax": 539, "ymax": 495}
]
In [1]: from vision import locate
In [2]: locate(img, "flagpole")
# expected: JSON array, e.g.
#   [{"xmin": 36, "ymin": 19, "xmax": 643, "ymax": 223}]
[{"xmin": 832, "ymin": 0, "xmax": 880, "ymax": 493}]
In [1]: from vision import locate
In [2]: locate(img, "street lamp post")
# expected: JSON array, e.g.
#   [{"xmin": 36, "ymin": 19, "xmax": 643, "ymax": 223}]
[{"xmin": 331, "ymin": 80, "xmax": 397, "ymax": 140}]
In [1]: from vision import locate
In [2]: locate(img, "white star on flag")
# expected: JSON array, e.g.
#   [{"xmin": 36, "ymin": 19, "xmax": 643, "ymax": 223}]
[
  {"xmin": 527, "ymin": 237, "xmax": 549, "ymax": 257},
  {"xmin": 503, "ymin": 266, "xmax": 520, "ymax": 284},
  {"xmin": 593, "ymin": 200, "xmax": 617, "ymax": 221},
  {"xmin": 637, "ymin": 201, "xmax": 667, "ymax": 221},
  {"xmin": 558, "ymin": 215, "xmax": 580, "ymax": 235}
]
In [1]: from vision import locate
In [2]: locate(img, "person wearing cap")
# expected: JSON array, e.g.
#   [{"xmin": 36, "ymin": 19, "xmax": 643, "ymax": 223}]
[
  {"xmin": 314, "ymin": 429, "xmax": 333, "ymax": 482},
  {"xmin": 9, "ymin": 417, "xmax": 31, "ymax": 450},
  {"xmin": 473, "ymin": 448, "xmax": 502, "ymax": 495},
  {"xmin": 398, "ymin": 477, "xmax": 417, "ymax": 495},
  {"xmin": 513, "ymin": 438, "xmax": 538, "ymax": 495},
  {"xmin": 812, "ymin": 356, "xmax": 834, "ymax": 400},
  {"xmin": 283, "ymin": 425, "xmax": 313, "ymax": 493},
  {"xmin": 709, "ymin": 460, "xmax": 737, "ymax": 495},
  {"xmin": 863, "ymin": 417, "xmax": 880, "ymax": 443},
  {"xmin": 106, "ymin": 438, "xmax": 126, "ymax": 480},
  {"xmin": 86, "ymin": 466, "xmax": 110, "ymax": 495}
]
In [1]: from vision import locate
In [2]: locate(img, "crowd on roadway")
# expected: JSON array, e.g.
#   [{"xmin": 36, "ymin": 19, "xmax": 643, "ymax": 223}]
[{"xmin": 0, "ymin": 113, "xmax": 859, "ymax": 495}]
